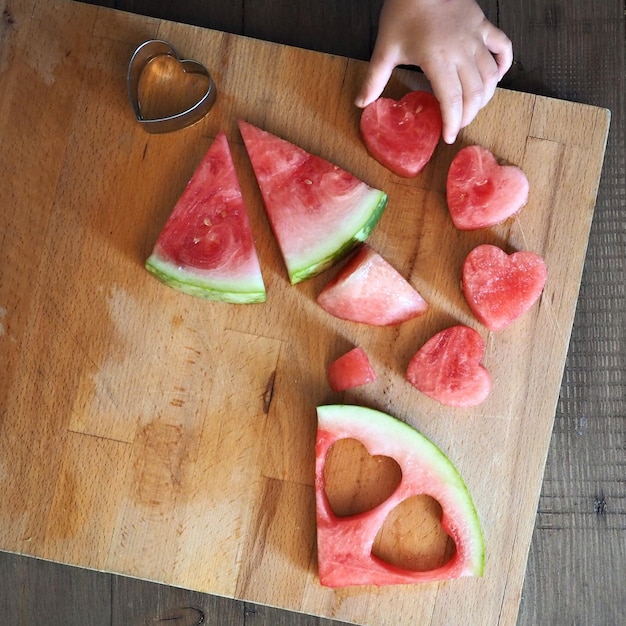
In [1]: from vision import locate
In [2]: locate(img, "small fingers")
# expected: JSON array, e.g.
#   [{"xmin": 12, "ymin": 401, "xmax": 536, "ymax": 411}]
[
  {"xmin": 424, "ymin": 63, "xmax": 464, "ymax": 144},
  {"xmin": 427, "ymin": 50, "xmax": 497, "ymax": 144},
  {"xmin": 474, "ymin": 44, "xmax": 501, "ymax": 105},
  {"xmin": 484, "ymin": 23, "xmax": 513, "ymax": 79},
  {"xmin": 456, "ymin": 61, "xmax": 489, "ymax": 130},
  {"xmin": 355, "ymin": 53, "xmax": 397, "ymax": 108}
]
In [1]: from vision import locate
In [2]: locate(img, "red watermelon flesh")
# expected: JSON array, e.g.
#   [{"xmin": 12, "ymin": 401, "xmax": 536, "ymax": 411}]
[
  {"xmin": 406, "ymin": 325, "xmax": 491, "ymax": 407},
  {"xmin": 446, "ymin": 145, "xmax": 529, "ymax": 230},
  {"xmin": 462, "ymin": 244, "xmax": 548, "ymax": 331},
  {"xmin": 238, "ymin": 120, "xmax": 388, "ymax": 284},
  {"xmin": 327, "ymin": 347, "xmax": 377, "ymax": 392},
  {"xmin": 315, "ymin": 404, "xmax": 485, "ymax": 587},
  {"xmin": 317, "ymin": 245, "xmax": 429, "ymax": 326},
  {"xmin": 146, "ymin": 132, "xmax": 266, "ymax": 303},
  {"xmin": 360, "ymin": 90, "xmax": 443, "ymax": 177}
]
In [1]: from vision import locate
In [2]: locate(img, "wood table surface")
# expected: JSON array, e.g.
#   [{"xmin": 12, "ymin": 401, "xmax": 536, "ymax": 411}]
[{"xmin": 0, "ymin": 1, "xmax": 624, "ymax": 625}]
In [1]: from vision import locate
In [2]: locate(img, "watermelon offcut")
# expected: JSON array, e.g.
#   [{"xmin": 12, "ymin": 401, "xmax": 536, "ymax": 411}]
[
  {"xmin": 327, "ymin": 347, "xmax": 377, "ymax": 392},
  {"xmin": 146, "ymin": 132, "xmax": 266, "ymax": 303},
  {"xmin": 315, "ymin": 404, "xmax": 485, "ymax": 587},
  {"xmin": 317, "ymin": 244, "xmax": 428, "ymax": 326},
  {"xmin": 239, "ymin": 120, "xmax": 388, "ymax": 284}
]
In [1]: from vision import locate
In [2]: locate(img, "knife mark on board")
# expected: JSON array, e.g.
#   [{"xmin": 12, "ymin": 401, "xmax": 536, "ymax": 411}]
[{"xmin": 262, "ymin": 369, "xmax": 277, "ymax": 414}]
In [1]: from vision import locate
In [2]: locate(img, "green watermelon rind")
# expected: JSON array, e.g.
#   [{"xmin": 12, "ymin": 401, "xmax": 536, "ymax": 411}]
[
  {"xmin": 145, "ymin": 254, "xmax": 267, "ymax": 304},
  {"xmin": 288, "ymin": 188, "xmax": 388, "ymax": 284},
  {"xmin": 316, "ymin": 404, "xmax": 485, "ymax": 577}
]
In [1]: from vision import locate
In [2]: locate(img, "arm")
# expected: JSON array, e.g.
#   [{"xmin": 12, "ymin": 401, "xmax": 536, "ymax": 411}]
[{"xmin": 355, "ymin": 0, "xmax": 513, "ymax": 144}]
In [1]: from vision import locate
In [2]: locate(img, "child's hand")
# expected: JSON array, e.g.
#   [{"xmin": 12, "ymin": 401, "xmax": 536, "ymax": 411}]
[{"xmin": 355, "ymin": 0, "xmax": 513, "ymax": 144}]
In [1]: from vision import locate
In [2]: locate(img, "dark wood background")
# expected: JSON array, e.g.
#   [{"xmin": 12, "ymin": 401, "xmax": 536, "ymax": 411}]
[{"xmin": 1, "ymin": 1, "xmax": 624, "ymax": 624}]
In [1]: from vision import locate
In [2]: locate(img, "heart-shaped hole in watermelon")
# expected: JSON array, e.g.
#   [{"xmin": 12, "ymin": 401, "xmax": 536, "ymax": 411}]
[
  {"xmin": 372, "ymin": 494, "xmax": 456, "ymax": 571},
  {"xmin": 138, "ymin": 54, "xmax": 212, "ymax": 121},
  {"xmin": 323, "ymin": 438, "xmax": 402, "ymax": 517}
]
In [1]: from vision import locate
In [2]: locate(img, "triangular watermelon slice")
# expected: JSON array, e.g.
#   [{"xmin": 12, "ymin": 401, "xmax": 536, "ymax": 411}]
[
  {"xmin": 315, "ymin": 404, "xmax": 484, "ymax": 587},
  {"xmin": 238, "ymin": 120, "xmax": 388, "ymax": 284},
  {"xmin": 317, "ymin": 244, "xmax": 429, "ymax": 325},
  {"xmin": 146, "ymin": 132, "xmax": 266, "ymax": 303}
]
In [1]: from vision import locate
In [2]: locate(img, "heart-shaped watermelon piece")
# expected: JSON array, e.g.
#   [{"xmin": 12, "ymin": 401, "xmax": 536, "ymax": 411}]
[
  {"xmin": 327, "ymin": 347, "xmax": 377, "ymax": 392},
  {"xmin": 462, "ymin": 244, "xmax": 548, "ymax": 331},
  {"xmin": 360, "ymin": 90, "xmax": 442, "ymax": 178},
  {"xmin": 446, "ymin": 145, "xmax": 529, "ymax": 230},
  {"xmin": 406, "ymin": 325, "xmax": 491, "ymax": 407}
]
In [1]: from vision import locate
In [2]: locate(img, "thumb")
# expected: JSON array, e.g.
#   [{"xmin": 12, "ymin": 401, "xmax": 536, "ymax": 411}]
[{"xmin": 355, "ymin": 55, "xmax": 396, "ymax": 108}]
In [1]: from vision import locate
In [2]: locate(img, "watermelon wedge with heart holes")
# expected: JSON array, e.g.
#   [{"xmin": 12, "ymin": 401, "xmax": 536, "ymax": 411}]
[
  {"xmin": 315, "ymin": 404, "xmax": 485, "ymax": 587},
  {"xmin": 360, "ymin": 90, "xmax": 442, "ymax": 177},
  {"xmin": 446, "ymin": 145, "xmax": 530, "ymax": 230},
  {"xmin": 317, "ymin": 245, "xmax": 429, "ymax": 325},
  {"xmin": 462, "ymin": 244, "xmax": 548, "ymax": 331},
  {"xmin": 145, "ymin": 132, "xmax": 266, "ymax": 303},
  {"xmin": 406, "ymin": 325, "xmax": 491, "ymax": 407},
  {"xmin": 238, "ymin": 120, "xmax": 388, "ymax": 284},
  {"xmin": 328, "ymin": 347, "xmax": 377, "ymax": 392}
]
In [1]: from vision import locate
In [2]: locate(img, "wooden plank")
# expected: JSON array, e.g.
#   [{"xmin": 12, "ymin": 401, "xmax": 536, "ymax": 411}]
[
  {"xmin": 0, "ymin": 2, "xmax": 619, "ymax": 626},
  {"xmin": 242, "ymin": 0, "xmax": 375, "ymax": 60},
  {"xmin": 113, "ymin": 0, "xmax": 243, "ymax": 34},
  {"xmin": 0, "ymin": 552, "xmax": 112, "ymax": 626},
  {"xmin": 498, "ymin": 2, "xmax": 626, "ymax": 625},
  {"xmin": 112, "ymin": 575, "xmax": 246, "ymax": 626}
]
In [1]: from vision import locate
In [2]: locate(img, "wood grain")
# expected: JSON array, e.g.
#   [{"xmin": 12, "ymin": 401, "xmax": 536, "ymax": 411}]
[
  {"xmin": 501, "ymin": 3, "xmax": 626, "ymax": 625},
  {"xmin": 0, "ymin": 1, "xmax": 614, "ymax": 625}
]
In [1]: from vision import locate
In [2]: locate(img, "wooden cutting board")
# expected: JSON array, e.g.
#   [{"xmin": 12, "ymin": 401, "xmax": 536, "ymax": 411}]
[{"xmin": 0, "ymin": 1, "xmax": 610, "ymax": 624}]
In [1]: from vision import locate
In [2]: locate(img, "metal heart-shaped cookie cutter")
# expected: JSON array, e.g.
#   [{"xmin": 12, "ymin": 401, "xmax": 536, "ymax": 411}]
[{"xmin": 127, "ymin": 39, "xmax": 217, "ymax": 133}]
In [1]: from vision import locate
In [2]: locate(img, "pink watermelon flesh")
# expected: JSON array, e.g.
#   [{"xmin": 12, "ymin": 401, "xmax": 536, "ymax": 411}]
[
  {"xmin": 238, "ymin": 120, "xmax": 388, "ymax": 284},
  {"xmin": 360, "ymin": 90, "xmax": 443, "ymax": 178},
  {"xmin": 328, "ymin": 347, "xmax": 376, "ymax": 392},
  {"xmin": 146, "ymin": 132, "xmax": 266, "ymax": 303},
  {"xmin": 446, "ymin": 145, "xmax": 529, "ymax": 230},
  {"xmin": 315, "ymin": 404, "xmax": 484, "ymax": 587},
  {"xmin": 317, "ymin": 245, "xmax": 429, "ymax": 325},
  {"xmin": 406, "ymin": 325, "xmax": 491, "ymax": 407},
  {"xmin": 462, "ymin": 244, "xmax": 548, "ymax": 331}
]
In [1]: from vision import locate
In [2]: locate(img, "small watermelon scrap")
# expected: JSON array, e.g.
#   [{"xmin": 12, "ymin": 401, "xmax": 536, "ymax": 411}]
[
  {"xmin": 317, "ymin": 245, "xmax": 429, "ymax": 325},
  {"xmin": 315, "ymin": 404, "xmax": 485, "ymax": 587},
  {"xmin": 238, "ymin": 120, "xmax": 388, "ymax": 284},
  {"xmin": 327, "ymin": 347, "xmax": 376, "ymax": 392},
  {"xmin": 146, "ymin": 132, "xmax": 266, "ymax": 303}
]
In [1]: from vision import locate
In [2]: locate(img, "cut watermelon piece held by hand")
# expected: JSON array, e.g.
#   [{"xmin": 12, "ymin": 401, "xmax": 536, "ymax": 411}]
[
  {"xmin": 360, "ymin": 90, "xmax": 443, "ymax": 177},
  {"xmin": 315, "ymin": 404, "xmax": 485, "ymax": 587},
  {"xmin": 446, "ymin": 145, "xmax": 529, "ymax": 230},
  {"xmin": 327, "ymin": 347, "xmax": 376, "ymax": 392},
  {"xmin": 317, "ymin": 245, "xmax": 429, "ymax": 326},
  {"xmin": 145, "ymin": 132, "xmax": 266, "ymax": 304},
  {"xmin": 406, "ymin": 325, "xmax": 491, "ymax": 407},
  {"xmin": 462, "ymin": 244, "xmax": 548, "ymax": 331},
  {"xmin": 239, "ymin": 120, "xmax": 388, "ymax": 284}
]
